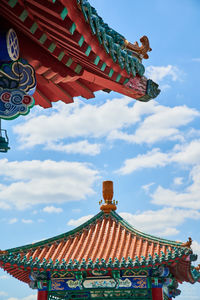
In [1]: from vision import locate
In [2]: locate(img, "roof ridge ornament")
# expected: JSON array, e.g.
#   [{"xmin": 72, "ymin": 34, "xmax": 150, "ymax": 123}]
[
  {"xmin": 0, "ymin": 250, "xmax": 8, "ymax": 255},
  {"xmin": 99, "ymin": 181, "xmax": 118, "ymax": 213},
  {"xmin": 181, "ymin": 237, "xmax": 192, "ymax": 248},
  {"xmin": 124, "ymin": 36, "xmax": 152, "ymax": 60}
]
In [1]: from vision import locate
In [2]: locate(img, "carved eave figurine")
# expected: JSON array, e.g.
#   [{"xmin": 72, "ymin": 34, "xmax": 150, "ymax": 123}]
[{"xmin": 124, "ymin": 36, "xmax": 152, "ymax": 60}]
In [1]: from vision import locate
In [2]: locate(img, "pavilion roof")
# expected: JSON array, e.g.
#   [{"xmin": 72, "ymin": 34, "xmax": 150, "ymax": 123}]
[
  {"xmin": 1, "ymin": 181, "xmax": 199, "ymax": 285},
  {"xmin": 0, "ymin": 0, "xmax": 160, "ymax": 108},
  {"xmin": 0, "ymin": 210, "xmax": 198, "ymax": 285}
]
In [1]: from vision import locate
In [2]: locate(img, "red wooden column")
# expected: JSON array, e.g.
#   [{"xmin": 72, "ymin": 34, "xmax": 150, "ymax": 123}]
[
  {"xmin": 152, "ymin": 288, "xmax": 163, "ymax": 300},
  {"xmin": 37, "ymin": 291, "xmax": 48, "ymax": 300}
]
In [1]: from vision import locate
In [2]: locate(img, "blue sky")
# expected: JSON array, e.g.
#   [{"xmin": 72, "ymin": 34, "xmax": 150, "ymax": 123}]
[{"xmin": 0, "ymin": 0, "xmax": 200, "ymax": 299}]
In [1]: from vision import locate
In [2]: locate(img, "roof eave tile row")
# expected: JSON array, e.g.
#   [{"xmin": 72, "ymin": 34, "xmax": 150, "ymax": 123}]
[
  {"xmin": 0, "ymin": 249, "xmax": 190, "ymax": 271},
  {"xmin": 0, "ymin": 211, "xmax": 194, "ymax": 286}
]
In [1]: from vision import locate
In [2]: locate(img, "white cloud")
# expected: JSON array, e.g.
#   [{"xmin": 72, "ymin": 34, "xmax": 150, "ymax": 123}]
[
  {"xmin": 7, "ymin": 295, "xmax": 36, "ymax": 300},
  {"xmin": 117, "ymin": 148, "xmax": 169, "ymax": 175},
  {"xmin": 119, "ymin": 207, "xmax": 200, "ymax": 237},
  {"xmin": 13, "ymin": 98, "xmax": 199, "ymax": 150},
  {"xmin": 14, "ymin": 97, "xmax": 145, "ymax": 148},
  {"xmin": 22, "ymin": 219, "xmax": 33, "ymax": 224},
  {"xmin": 192, "ymin": 240, "xmax": 200, "ymax": 264},
  {"xmin": 171, "ymin": 139, "xmax": 200, "ymax": 165},
  {"xmin": 142, "ymin": 182, "xmax": 155, "ymax": 192},
  {"xmin": 0, "ymin": 275, "xmax": 9, "ymax": 279},
  {"xmin": 37, "ymin": 219, "xmax": 45, "ymax": 223},
  {"xmin": 67, "ymin": 215, "xmax": 94, "ymax": 227},
  {"xmin": 0, "ymin": 291, "xmax": 7, "ymax": 296},
  {"xmin": 43, "ymin": 206, "xmax": 63, "ymax": 213},
  {"xmin": 117, "ymin": 139, "xmax": 200, "ymax": 175},
  {"xmin": 66, "ymin": 208, "xmax": 200, "ymax": 238},
  {"xmin": 72, "ymin": 208, "xmax": 81, "ymax": 213},
  {"xmin": 146, "ymin": 65, "xmax": 182, "ymax": 82},
  {"xmin": 46, "ymin": 140, "xmax": 101, "ymax": 156},
  {"xmin": 113, "ymin": 105, "xmax": 199, "ymax": 145},
  {"xmin": 192, "ymin": 58, "xmax": 200, "ymax": 62},
  {"xmin": 0, "ymin": 159, "xmax": 99, "ymax": 210},
  {"xmin": 8, "ymin": 218, "xmax": 18, "ymax": 224},
  {"xmin": 173, "ymin": 177, "xmax": 183, "ymax": 185},
  {"xmin": 151, "ymin": 165, "xmax": 200, "ymax": 209}
]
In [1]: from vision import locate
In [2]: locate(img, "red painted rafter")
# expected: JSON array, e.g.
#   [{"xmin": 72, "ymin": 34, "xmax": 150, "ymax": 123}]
[{"xmin": 0, "ymin": 0, "xmax": 151, "ymax": 107}]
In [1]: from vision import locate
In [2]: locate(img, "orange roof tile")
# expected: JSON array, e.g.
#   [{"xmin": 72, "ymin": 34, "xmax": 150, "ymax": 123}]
[
  {"xmin": 0, "ymin": 181, "xmax": 198, "ymax": 284},
  {"xmin": 0, "ymin": 211, "xmax": 194, "ymax": 283}
]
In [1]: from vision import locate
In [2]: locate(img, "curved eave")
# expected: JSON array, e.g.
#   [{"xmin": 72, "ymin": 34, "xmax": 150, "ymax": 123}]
[
  {"xmin": 0, "ymin": 0, "xmax": 160, "ymax": 108},
  {"xmin": 111, "ymin": 211, "xmax": 185, "ymax": 247},
  {"xmin": 190, "ymin": 267, "xmax": 200, "ymax": 283},
  {"xmin": 0, "ymin": 211, "xmax": 193, "ymax": 286}
]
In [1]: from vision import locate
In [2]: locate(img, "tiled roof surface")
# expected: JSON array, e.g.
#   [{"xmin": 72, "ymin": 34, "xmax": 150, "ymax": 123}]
[{"xmin": 0, "ymin": 211, "xmax": 194, "ymax": 283}]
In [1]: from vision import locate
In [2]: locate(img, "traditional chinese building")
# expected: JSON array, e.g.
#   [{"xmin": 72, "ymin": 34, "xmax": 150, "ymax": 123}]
[
  {"xmin": 0, "ymin": 0, "xmax": 160, "ymax": 152},
  {"xmin": 0, "ymin": 181, "xmax": 199, "ymax": 300},
  {"xmin": 0, "ymin": 0, "xmax": 160, "ymax": 113}
]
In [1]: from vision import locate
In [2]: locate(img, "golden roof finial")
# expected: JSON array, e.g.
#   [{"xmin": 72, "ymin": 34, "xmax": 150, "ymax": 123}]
[
  {"xmin": 181, "ymin": 237, "xmax": 192, "ymax": 248},
  {"xmin": 0, "ymin": 250, "xmax": 8, "ymax": 255},
  {"xmin": 124, "ymin": 35, "xmax": 152, "ymax": 60},
  {"xmin": 100, "ymin": 181, "xmax": 118, "ymax": 213}
]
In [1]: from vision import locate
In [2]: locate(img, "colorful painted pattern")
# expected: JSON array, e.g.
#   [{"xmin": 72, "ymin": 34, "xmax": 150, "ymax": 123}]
[{"xmin": 0, "ymin": 59, "xmax": 36, "ymax": 119}]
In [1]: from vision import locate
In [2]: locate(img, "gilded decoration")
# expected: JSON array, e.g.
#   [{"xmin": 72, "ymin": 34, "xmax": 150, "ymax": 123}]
[
  {"xmin": 124, "ymin": 36, "xmax": 152, "ymax": 59},
  {"xmin": 51, "ymin": 271, "xmax": 74, "ymax": 279},
  {"xmin": 51, "ymin": 279, "xmax": 82, "ymax": 291},
  {"xmin": 67, "ymin": 280, "xmax": 82, "ymax": 289},
  {"xmin": 83, "ymin": 278, "xmax": 116, "ymax": 289},
  {"xmin": 51, "ymin": 279, "xmax": 65, "ymax": 291},
  {"xmin": 118, "ymin": 277, "xmax": 147, "ymax": 289},
  {"xmin": 100, "ymin": 181, "xmax": 118, "ymax": 213},
  {"xmin": 181, "ymin": 237, "xmax": 192, "ymax": 248},
  {"xmin": 123, "ymin": 269, "xmax": 149, "ymax": 277}
]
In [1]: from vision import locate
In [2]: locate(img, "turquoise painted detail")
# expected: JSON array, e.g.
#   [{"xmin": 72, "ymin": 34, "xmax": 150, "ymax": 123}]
[
  {"xmin": 75, "ymin": 64, "xmax": 82, "ymax": 74},
  {"xmin": 108, "ymin": 69, "xmax": 114, "ymax": 78},
  {"xmin": 58, "ymin": 51, "xmax": 65, "ymax": 61},
  {"xmin": 60, "ymin": 7, "xmax": 68, "ymax": 20},
  {"xmin": 94, "ymin": 56, "xmax": 100, "ymax": 65},
  {"xmin": 77, "ymin": 0, "xmax": 145, "ymax": 77},
  {"xmin": 69, "ymin": 23, "xmax": 76, "ymax": 35},
  {"xmin": 85, "ymin": 45, "xmax": 92, "ymax": 56},
  {"xmin": 78, "ymin": 36, "xmax": 84, "ymax": 47},
  {"xmin": 39, "ymin": 34, "xmax": 47, "ymax": 44},
  {"xmin": 116, "ymin": 74, "xmax": 121, "ymax": 82},
  {"xmin": 30, "ymin": 22, "xmax": 38, "ymax": 34},
  {"xmin": 8, "ymin": 0, "xmax": 17, "ymax": 8},
  {"xmin": 191, "ymin": 267, "xmax": 200, "ymax": 282},
  {"xmin": 48, "ymin": 43, "xmax": 56, "ymax": 53},
  {"xmin": 101, "ymin": 63, "xmax": 106, "ymax": 71},
  {"xmin": 123, "ymin": 78, "xmax": 129, "ymax": 85},
  {"xmin": 138, "ymin": 79, "xmax": 161, "ymax": 102},
  {"xmin": 19, "ymin": 9, "xmax": 28, "ymax": 22},
  {"xmin": 66, "ymin": 58, "xmax": 73, "ymax": 67}
]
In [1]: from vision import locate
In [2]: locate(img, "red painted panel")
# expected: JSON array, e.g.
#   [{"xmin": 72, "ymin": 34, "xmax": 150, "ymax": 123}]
[
  {"xmin": 152, "ymin": 288, "xmax": 163, "ymax": 300},
  {"xmin": 37, "ymin": 291, "xmax": 48, "ymax": 300}
]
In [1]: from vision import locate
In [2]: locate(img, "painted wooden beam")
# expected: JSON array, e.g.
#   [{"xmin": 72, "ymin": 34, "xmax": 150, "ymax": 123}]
[
  {"xmin": 152, "ymin": 288, "xmax": 163, "ymax": 300},
  {"xmin": 37, "ymin": 291, "xmax": 48, "ymax": 300}
]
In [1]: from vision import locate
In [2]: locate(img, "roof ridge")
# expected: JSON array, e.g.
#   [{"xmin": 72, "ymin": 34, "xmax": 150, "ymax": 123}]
[
  {"xmin": 6, "ymin": 211, "xmax": 104, "ymax": 253},
  {"xmin": 110, "ymin": 211, "xmax": 184, "ymax": 247}
]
